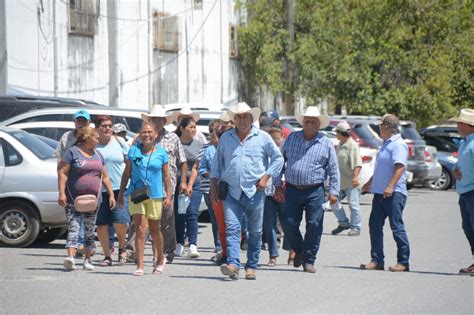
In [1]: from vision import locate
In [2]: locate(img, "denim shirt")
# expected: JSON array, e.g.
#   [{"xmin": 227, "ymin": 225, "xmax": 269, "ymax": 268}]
[
  {"xmin": 372, "ymin": 134, "xmax": 408, "ymax": 196},
  {"xmin": 455, "ymin": 133, "xmax": 474, "ymax": 194},
  {"xmin": 211, "ymin": 126, "xmax": 284, "ymax": 200}
]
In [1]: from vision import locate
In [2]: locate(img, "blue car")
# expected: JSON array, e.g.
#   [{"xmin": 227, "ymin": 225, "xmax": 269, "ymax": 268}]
[{"xmin": 422, "ymin": 134, "xmax": 458, "ymax": 190}]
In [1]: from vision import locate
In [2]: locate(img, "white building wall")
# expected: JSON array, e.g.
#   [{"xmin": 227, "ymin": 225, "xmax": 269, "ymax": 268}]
[{"xmin": 4, "ymin": 0, "xmax": 239, "ymax": 111}]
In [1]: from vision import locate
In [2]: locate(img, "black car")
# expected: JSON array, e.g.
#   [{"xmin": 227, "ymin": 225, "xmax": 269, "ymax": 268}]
[
  {"xmin": 0, "ymin": 95, "xmax": 105, "ymax": 123},
  {"xmin": 419, "ymin": 125, "xmax": 463, "ymax": 149}
]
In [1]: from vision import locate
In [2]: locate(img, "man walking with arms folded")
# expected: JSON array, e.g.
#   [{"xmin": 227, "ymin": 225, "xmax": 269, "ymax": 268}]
[
  {"xmin": 210, "ymin": 102, "xmax": 283, "ymax": 280},
  {"xmin": 281, "ymin": 106, "xmax": 340, "ymax": 273},
  {"xmin": 449, "ymin": 109, "xmax": 474, "ymax": 275},
  {"xmin": 360, "ymin": 114, "xmax": 410, "ymax": 272}
]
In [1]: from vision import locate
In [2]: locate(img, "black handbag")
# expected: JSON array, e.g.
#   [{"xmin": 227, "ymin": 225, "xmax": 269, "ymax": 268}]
[
  {"xmin": 131, "ymin": 186, "xmax": 150, "ymax": 204},
  {"xmin": 217, "ymin": 181, "xmax": 229, "ymax": 200}
]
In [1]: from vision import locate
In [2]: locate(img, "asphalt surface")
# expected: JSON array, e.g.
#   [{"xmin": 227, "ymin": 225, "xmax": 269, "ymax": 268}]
[{"xmin": 1, "ymin": 188, "xmax": 473, "ymax": 314}]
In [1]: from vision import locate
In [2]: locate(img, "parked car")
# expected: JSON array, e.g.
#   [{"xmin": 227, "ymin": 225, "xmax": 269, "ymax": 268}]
[
  {"xmin": 419, "ymin": 124, "xmax": 463, "ymax": 149},
  {"xmin": 0, "ymin": 127, "xmax": 67, "ymax": 247},
  {"xmin": 9, "ymin": 121, "xmax": 136, "ymax": 146},
  {"xmin": 421, "ymin": 134, "xmax": 458, "ymax": 190},
  {"xmin": 423, "ymin": 145, "xmax": 442, "ymax": 187},
  {"xmin": 326, "ymin": 118, "xmax": 383, "ymax": 149},
  {"xmin": 0, "ymin": 95, "xmax": 105, "ymax": 123},
  {"xmin": 0, "ymin": 106, "xmax": 147, "ymax": 133}
]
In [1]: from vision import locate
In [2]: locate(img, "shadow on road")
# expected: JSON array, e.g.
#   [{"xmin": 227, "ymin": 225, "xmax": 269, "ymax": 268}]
[{"xmin": 328, "ymin": 265, "xmax": 462, "ymax": 276}]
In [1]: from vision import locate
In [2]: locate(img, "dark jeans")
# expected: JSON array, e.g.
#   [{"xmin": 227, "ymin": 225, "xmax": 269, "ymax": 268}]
[
  {"xmin": 369, "ymin": 192, "xmax": 410, "ymax": 266},
  {"xmin": 203, "ymin": 192, "xmax": 221, "ymax": 251},
  {"xmin": 283, "ymin": 185, "xmax": 325, "ymax": 265},
  {"xmin": 174, "ymin": 178, "xmax": 202, "ymax": 246},
  {"xmin": 263, "ymin": 196, "xmax": 280, "ymax": 257},
  {"xmin": 459, "ymin": 190, "xmax": 474, "ymax": 254}
]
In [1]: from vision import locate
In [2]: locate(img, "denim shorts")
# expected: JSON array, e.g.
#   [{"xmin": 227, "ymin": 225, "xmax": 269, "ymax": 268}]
[{"xmin": 96, "ymin": 190, "xmax": 131, "ymax": 225}]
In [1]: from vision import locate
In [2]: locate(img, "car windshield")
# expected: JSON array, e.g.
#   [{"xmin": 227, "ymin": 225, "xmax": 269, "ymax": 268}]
[
  {"xmin": 401, "ymin": 125, "xmax": 423, "ymax": 140},
  {"xmin": 352, "ymin": 124, "xmax": 383, "ymax": 147},
  {"xmin": 9, "ymin": 130, "xmax": 56, "ymax": 160}
]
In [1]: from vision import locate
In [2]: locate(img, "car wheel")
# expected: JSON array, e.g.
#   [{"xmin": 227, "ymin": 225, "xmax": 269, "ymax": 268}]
[
  {"xmin": 428, "ymin": 168, "xmax": 451, "ymax": 191},
  {"xmin": 35, "ymin": 227, "xmax": 68, "ymax": 244},
  {"xmin": 0, "ymin": 201, "xmax": 40, "ymax": 247}
]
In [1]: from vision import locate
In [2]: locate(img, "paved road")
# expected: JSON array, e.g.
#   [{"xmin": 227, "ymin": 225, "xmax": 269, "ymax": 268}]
[{"xmin": 1, "ymin": 188, "xmax": 473, "ymax": 314}]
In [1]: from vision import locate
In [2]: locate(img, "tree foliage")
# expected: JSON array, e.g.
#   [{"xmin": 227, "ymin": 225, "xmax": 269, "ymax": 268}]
[{"xmin": 237, "ymin": 0, "xmax": 473, "ymax": 126}]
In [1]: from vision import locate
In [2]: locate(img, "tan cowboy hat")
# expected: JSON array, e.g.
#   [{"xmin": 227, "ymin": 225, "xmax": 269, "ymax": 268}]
[
  {"xmin": 141, "ymin": 104, "xmax": 176, "ymax": 125},
  {"xmin": 296, "ymin": 106, "xmax": 329, "ymax": 129},
  {"xmin": 227, "ymin": 102, "xmax": 261, "ymax": 123},
  {"xmin": 175, "ymin": 107, "xmax": 200, "ymax": 123},
  {"xmin": 449, "ymin": 108, "xmax": 474, "ymax": 126}
]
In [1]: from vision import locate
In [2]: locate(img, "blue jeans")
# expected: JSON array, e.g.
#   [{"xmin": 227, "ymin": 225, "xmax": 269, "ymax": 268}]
[
  {"xmin": 174, "ymin": 178, "xmax": 202, "ymax": 246},
  {"xmin": 263, "ymin": 196, "xmax": 280, "ymax": 257},
  {"xmin": 459, "ymin": 190, "xmax": 474, "ymax": 254},
  {"xmin": 223, "ymin": 191, "xmax": 265, "ymax": 270},
  {"xmin": 369, "ymin": 193, "xmax": 410, "ymax": 266},
  {"xmin": 283, "ymin": 185, "xmax": 325, "ymax": 265},
  {"xmin": 203, "ymin": 192, "xmax": 221, "ymax": 251},
  {"xmin": 332, "ymin": 187, "xmax": 362, "ymax": 230}
]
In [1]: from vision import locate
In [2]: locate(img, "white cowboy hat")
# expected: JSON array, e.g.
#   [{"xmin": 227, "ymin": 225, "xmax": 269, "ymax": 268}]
[
  {"xmin": 296, "ymin": 106, "xmax": 329, "ymax": 129},
  {"xmin": 175, "ymin": 107, "xmax": 200, "ymax": 123},
  {"xmin": 141, "ymin": 104, "xmax": 176, "ymax": 125},
  {"xmin": 449, "ymin": 108, "xmax": 474, "ymax": 126},
  {"xmin": 219, "ymin": 110, "xmax": 232, "ymax": 122},
  {"xmin": 227, "ymin": 102, "xmax": 261, "ymax": 123}
]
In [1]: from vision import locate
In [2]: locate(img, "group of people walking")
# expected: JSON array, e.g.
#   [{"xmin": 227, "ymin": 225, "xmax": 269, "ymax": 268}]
[{"xmin": 56, "ymin": 104, "xmax": 474, "ymax": 278}]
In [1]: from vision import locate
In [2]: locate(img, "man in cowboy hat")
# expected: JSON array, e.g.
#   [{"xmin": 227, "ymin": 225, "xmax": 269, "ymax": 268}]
[
  {"xmin": 175, "ymin": 107, "xmax": 208, "ymax": 145},
  {"xmin": 279, "ymin": 106, "xmax": 340, "ymax": 273},
  {"xmin": 210, "ymin": 102, "xmax": 283, "ymax": 280},
  {"xmin": 449, "ymin": 108, "xmax": 474, "ymax": 275},
  {"xmin": 139, "ymin": 105, "xmax": 187, "ymax": 263},
  {"xmin": 361, "ymin": 113, "xmax": 410, "ymax": 272}
]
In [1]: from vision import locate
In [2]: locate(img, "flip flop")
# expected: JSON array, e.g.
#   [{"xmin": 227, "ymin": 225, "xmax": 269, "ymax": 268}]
[{"xmin": 133, "ymin": 269, "xmax": 144, "ymax": 276}]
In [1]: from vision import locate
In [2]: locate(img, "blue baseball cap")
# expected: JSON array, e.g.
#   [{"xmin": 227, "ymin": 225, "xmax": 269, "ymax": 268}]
[
  {"xmin": 266, "ymin": 110, "xmax": 280, "ymax": 120},
  {"xmin": 74, "ymin": 109, "xmax": 91, "ymax": 121}
]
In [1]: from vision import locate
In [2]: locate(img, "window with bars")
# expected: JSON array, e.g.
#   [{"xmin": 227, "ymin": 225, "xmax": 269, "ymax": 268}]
[
  {"xmin": 68, "ymin": 0, "xmax": 99, "ymax": 37},
  {"xmin": 153, "ymin": 11, "xmax": 181, "ymax": 52}
]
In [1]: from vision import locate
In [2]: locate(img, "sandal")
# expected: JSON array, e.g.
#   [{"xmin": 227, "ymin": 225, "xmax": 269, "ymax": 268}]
[
  {"xmin": 133, "ymin": 269, "xmax": 144, "ymax": 276},
  {"xmin": 153, "ymin": 259, "xmax": 166, "ymax": 275},
  {"xmin": 99, "ymin": 256, "xmax": 112, "ymax": 267},
  {"xmin": 268, "ymin": 257, "xmax": 277, "ymax": 267},
  {"xmin": 118, "ymin": 249, "xmax": 127, "ymax": 265},
  {"xmin": 459, "ymin": 263, "xmax": 474, "ymax": 275}
]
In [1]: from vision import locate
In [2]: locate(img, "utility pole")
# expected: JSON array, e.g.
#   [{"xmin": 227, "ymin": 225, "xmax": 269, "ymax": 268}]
[
  {"xmin": 0, "ymin": 0, "xmax": 8, "ymax": 94},
  {"xmin": 283, "ymin": 0, "xmax": 295, "ymax": 115},
  {"xmin": 147, "ymin": 0, "xmax": 152, "ymax": 109},
  {"xmin": 107, "ymin": 0, "xmax": 119, "ymax": 107}
]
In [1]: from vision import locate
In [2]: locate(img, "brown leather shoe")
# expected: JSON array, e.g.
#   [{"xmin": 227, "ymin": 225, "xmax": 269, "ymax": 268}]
[
  {"xmin": 245, "ymin": 268, "xmax": 256, "ymax": 280},
  {"xmin": 293, "ymin": 251, "xmax": 303, "ymax": 268},
  {"xmin": 459, "ymin": 263, "xmax": 474, "ymax": 275},
  {"xmin": 388, "ymin": 263, "xmax": 410, "ymax": 272},
  {"xmin": 303, "ymin": 263, "xmax": 316, "ymax": 273},
  {"xmin": 360, "ymin": 261, "xmax": 384, "ymax": 270},
  {"xmin": 220, "ymin": 264, "xmax": 239, "ymax": 280}
]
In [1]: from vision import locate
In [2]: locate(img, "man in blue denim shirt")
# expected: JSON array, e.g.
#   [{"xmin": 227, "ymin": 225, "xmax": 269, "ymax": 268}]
[
  {"xmin": 449, "ymin": 109, "xmax": 474, "ymax": 275},
  {"xmin": 210, "ymin": 102, "xmax": 283, "ymax": 280},
  {"xmin": 361, "ymin": 114, "xmax": 410, "ymax": 272},
  {"xmin": 280, "ymin": 106, "xmax": 340, "ymax": 273}
]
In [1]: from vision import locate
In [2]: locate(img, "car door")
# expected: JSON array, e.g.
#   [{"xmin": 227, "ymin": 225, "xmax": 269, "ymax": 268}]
[{"xmin": 0, "ymin": 139, "xmax": 5, "ymax": 184}]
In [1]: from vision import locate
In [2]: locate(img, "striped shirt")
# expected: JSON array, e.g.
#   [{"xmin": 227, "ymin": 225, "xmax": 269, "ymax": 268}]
[
  {"xmin": 282, "ymin": 130, "xmax": 340, "ymax": 196},
  {"xmin": 155, "ymin": 130, "xmax": 187, "ymax": 193},
  {"xmin": 198, "ymin": 143, "xmax": 215, "ymax": 193}
]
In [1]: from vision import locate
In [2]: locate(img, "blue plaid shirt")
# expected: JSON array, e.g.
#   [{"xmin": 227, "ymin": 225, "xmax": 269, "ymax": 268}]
[
  {"xmin": 211, "ymin": 126, "xmax": 284, "ymax": 200},
  {"xmin": 282, "ymin": 130, "xmax": 340, "ymax": 196}
]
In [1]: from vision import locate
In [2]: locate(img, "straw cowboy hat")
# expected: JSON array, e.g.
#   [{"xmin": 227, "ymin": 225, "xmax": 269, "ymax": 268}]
[
  {"xmin": 449, "ymin": 108, "xmax": 474, "ymax": 126},
  {"xmin": 296, "ymin": 106, "xmax": 329, "ymax": 129},
  {"xmin": 227, "ymin": 102, "xmax": 261, "ymax": 123},
  {"xmin": 141, "ymin": 104, "xmax": 176, "ymax": 125},
  {"xmin": 175, "ymin": 107, "xmax": 200, "ymax": 123}
]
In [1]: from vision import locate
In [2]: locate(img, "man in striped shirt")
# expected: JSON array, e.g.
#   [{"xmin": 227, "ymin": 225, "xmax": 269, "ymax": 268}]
[{"xmin": 280, "ymin": 106, "xmax": 340, "ymax": 273}]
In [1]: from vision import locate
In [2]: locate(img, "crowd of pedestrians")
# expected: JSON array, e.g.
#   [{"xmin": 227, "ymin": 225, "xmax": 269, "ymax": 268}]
[{"xmin": 56, "ymin": 105, "xmax": 474, "ymax": 278}]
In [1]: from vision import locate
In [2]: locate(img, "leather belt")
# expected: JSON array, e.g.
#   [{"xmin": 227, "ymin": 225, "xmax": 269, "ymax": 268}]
[{"xmin": 286, "ymin": 182, "xmax": 323, "ymax": 190}]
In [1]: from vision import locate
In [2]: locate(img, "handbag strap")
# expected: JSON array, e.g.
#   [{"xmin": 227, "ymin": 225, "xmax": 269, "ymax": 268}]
[{"xmin": 132, "ymin": 145, "xmax": 154, "ymax": 188}]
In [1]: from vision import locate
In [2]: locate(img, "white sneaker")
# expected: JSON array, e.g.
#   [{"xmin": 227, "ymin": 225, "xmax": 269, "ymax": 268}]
[
  {"xmin": 83, "ymin": 258, "xmax": 95, "ymax": 271},
  {"xmin": 175, "ymin": 243, "xmax": 185, "ymax": 257},
  {"xmin": 64, "ymin": 257, "xmax": 76, "ymax": 271},
  {"xmin": 188, "ymin": 244, "xmax": 200, "ymax": 258}
]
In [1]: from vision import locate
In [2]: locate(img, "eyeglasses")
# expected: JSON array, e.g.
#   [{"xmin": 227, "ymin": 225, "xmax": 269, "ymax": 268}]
[{"xmin": 99, "ymin": 124, "xmax": 113, "ymax": 129}]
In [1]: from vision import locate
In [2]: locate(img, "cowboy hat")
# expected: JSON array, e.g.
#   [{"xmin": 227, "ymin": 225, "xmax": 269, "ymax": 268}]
[
  {"xmin": 449, "ymin": 108, "xmax": 474, "ymax": 126},
  {"xmin": 227, "ymin": 102, "xmax": 261, "ymax": 123},
  {"xmin": 141, "ymin": 104, "xmax": 176, "ymax": 125},
  {"xmin": 175, "ymin": 107, "xmax": 200, "ymax": 123},
  {"xmin": 296, "ymin": 106, "xmax": 329, "ymax": 129}
]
